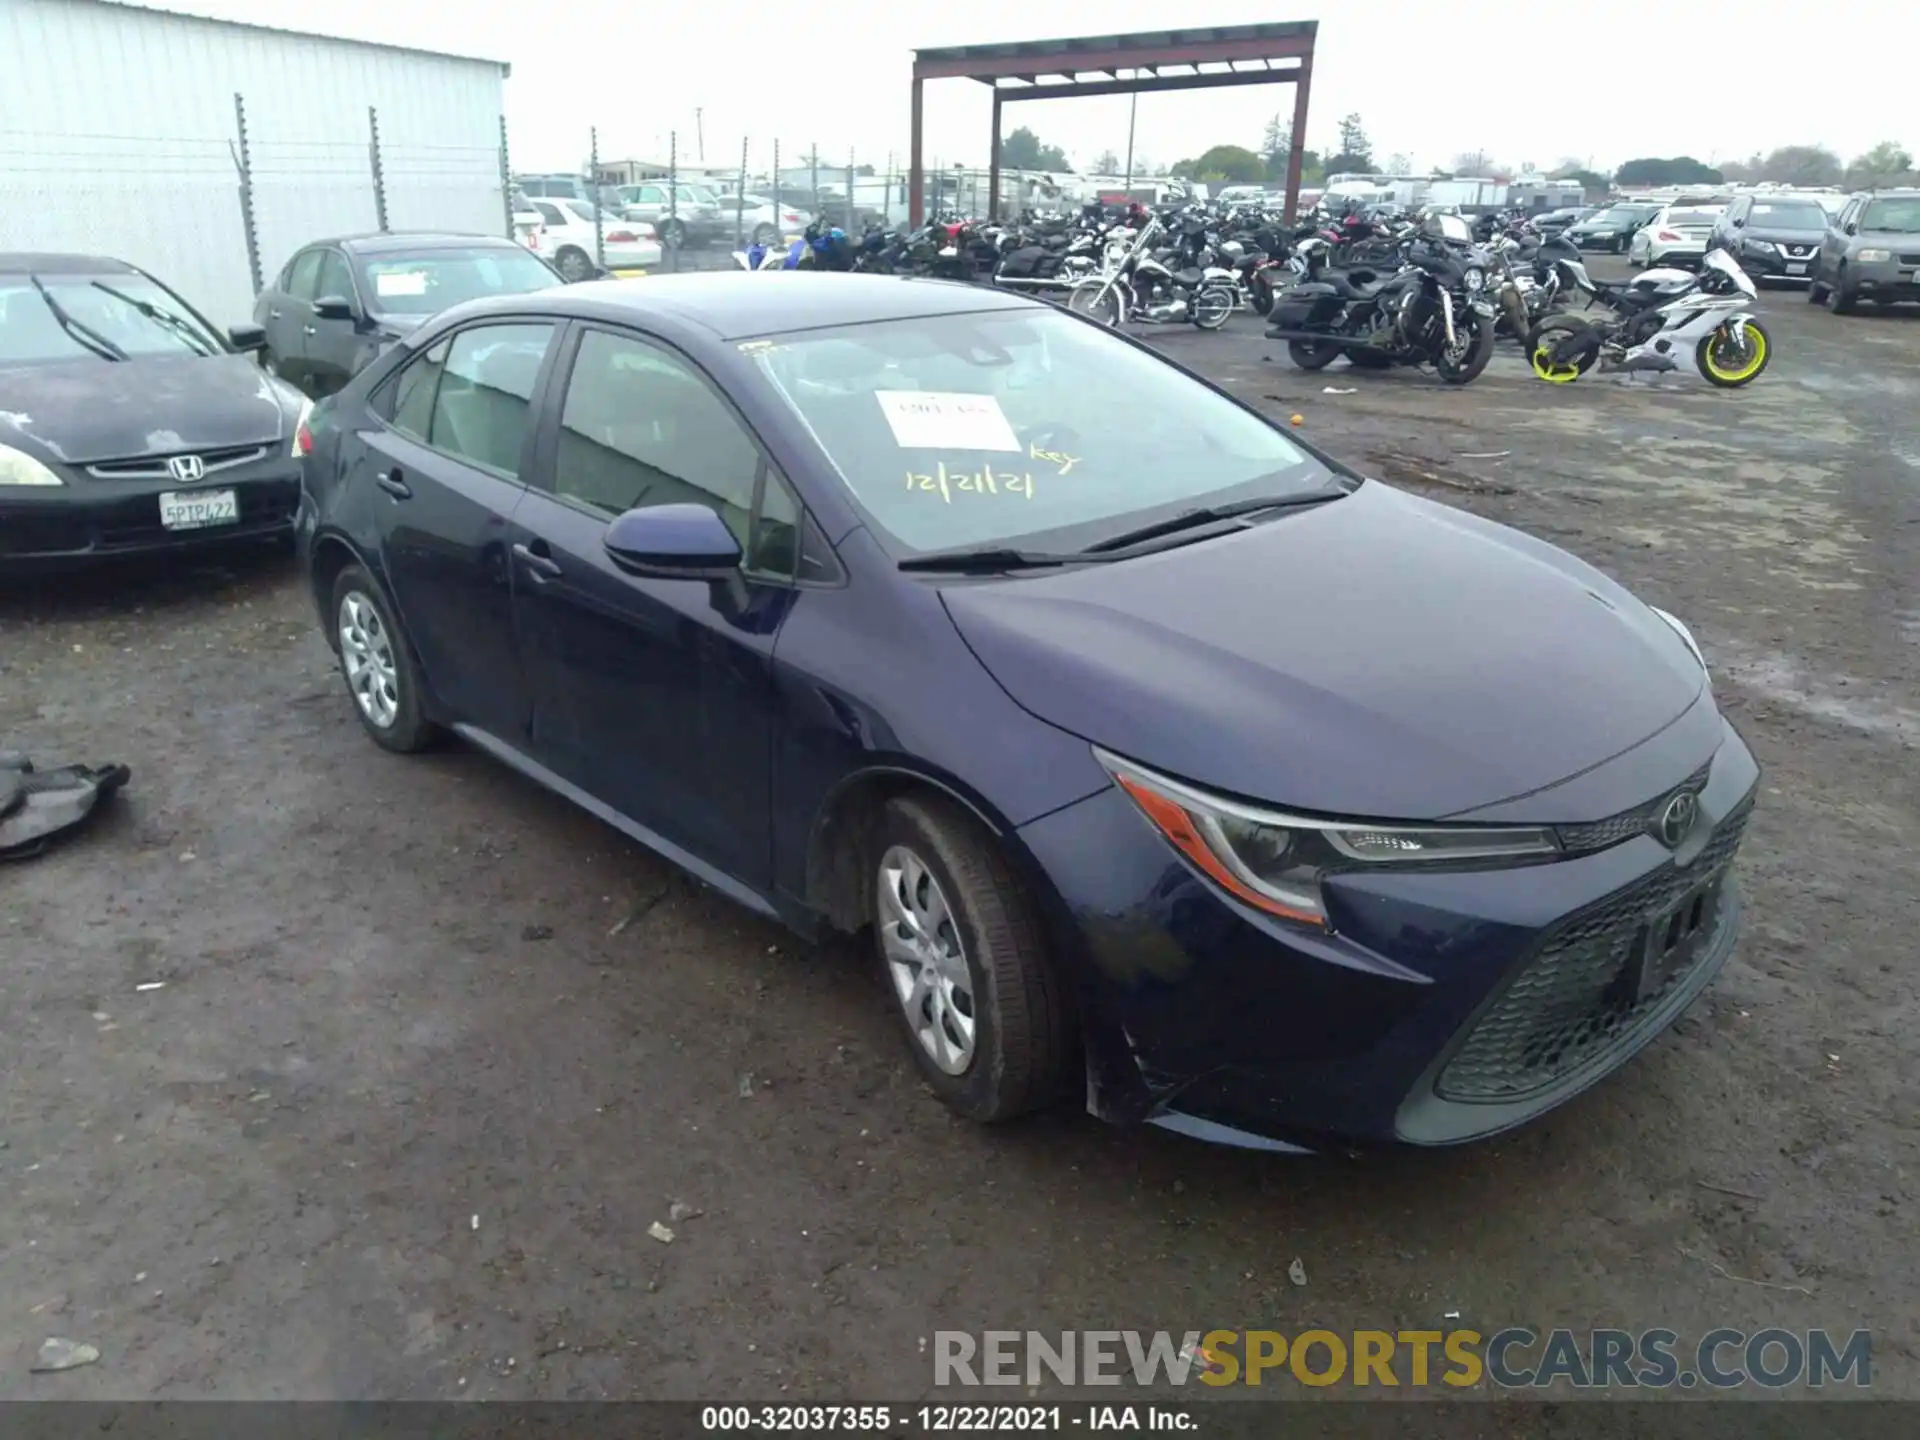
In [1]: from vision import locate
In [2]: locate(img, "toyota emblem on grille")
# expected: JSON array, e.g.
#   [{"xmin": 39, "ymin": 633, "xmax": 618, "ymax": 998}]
[
  {"xmin": 1656, "ymin": 791, "xmax": 1699, "ymax": 848},
  {"xmin": 167, "ymin": 454, "xmax": 207, "ymax": 482}
]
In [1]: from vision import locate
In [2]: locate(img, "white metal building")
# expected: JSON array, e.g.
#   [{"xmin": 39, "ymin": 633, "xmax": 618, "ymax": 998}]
[{"xmin": 0, "ymin": 0, "xmax": 510, "ymax": 324}]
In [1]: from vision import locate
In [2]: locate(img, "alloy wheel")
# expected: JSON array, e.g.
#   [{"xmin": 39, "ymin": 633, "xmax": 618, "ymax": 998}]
[
  {"xmin": 338, "ymin": 591, "xmax": 400, "ymax": 730},
  {"xmin": 877, "ymin": 844, "xmax": 976, "ymax": 1075}
]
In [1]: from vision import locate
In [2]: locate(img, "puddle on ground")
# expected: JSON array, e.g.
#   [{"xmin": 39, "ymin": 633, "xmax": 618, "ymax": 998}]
[{"xmin": 1710, "ymin": 640, "xmax": 1920, "ymax": 742}]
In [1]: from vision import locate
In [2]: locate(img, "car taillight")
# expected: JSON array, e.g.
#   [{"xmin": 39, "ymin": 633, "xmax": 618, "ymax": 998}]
[
  {"xmin": 295, "ymin": 421, "xmax": 314, "ymax": 456},
  {"xmin": 784, "ymin": 212, "xmax": 801, "ymax": 223},
  {"xmin": 1658, "ymin": 230, "xmax": 1680, "ymax": 241},
  {"xmin": 607, "ymin": 229, "xmax": 637, "ymax": 242}
]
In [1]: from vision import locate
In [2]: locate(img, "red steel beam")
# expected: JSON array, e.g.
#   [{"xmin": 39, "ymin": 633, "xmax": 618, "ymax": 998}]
[
  {"xmin": 996, "ymin": 65, "xmax": 1299, "ymax": 104},
  {"xmin": 914, "ymin": 32, "xmax": 1311, "ymax": 82}
]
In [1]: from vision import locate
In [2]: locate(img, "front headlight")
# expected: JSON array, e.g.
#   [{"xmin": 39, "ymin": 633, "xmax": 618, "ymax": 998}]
[
  {"xmin": 1096, "ymin": 749, "xmax": 1561, "ymax": 929},
  {"xmin": 1648, "ymin": 605, "xmax": 1708, "ymax": 677},
  {"xmin": 1463, "ymin": 267, "xmax": 1485, "ymax": 292},
  {"xmin": 0, "ymin": 442, "xmax": 64, "ymax": 487},
  {"xmin": 1856, "ymin": 248, "xmax": 1891, "ymax": 263}
]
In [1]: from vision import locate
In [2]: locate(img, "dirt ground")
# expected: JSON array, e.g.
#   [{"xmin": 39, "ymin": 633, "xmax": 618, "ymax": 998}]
[{"xmin": 3, "ymin": 262, "xmax": 1916, "ymax": 1402}]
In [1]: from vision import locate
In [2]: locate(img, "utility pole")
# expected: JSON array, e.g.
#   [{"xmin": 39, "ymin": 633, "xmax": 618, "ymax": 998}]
[
  {"xmin": 695, "ymin": 108, "xmax": 705, "ymax": 163},
  {"xmin": 1123, "ymin": 90, "xmax": 1138, "ymax": 189}
]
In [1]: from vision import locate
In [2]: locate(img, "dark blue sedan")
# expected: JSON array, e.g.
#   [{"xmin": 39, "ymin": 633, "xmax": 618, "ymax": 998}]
[{"xmin": 294, "ymin": 273, "xmax": 1758, "ymax": 1151}]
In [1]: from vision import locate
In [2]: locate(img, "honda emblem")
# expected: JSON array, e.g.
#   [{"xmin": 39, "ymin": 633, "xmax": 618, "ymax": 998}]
[{"xmin": 167, "ymin": 454, "xmax": 207, "ymax": 483}]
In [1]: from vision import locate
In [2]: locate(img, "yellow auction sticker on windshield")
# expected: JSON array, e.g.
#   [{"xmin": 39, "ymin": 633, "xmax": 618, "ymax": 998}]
[{"xmin": 876, "ymin": 391, "xmax": 1022, "ymax": 453}]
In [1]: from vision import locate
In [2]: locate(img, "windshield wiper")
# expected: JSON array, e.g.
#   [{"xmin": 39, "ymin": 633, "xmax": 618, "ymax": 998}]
[
  {"xmin": 90, "ymin": 281, "xmax": 216, "ymax": 355},
  {"xmin": 1079, "ymin": 486, "xmax": 1349, "ymax": 555},
  {"xmin": 29, "ymin": 277, "xmax": 125, "ymax": 361},
  {"xmin": 897, "ymin": 546, "xmax": 1115, "ymax": 574}
]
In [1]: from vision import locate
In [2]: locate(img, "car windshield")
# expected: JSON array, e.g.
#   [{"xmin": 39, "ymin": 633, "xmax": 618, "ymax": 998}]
[
  {"xmin": 0, "ymin": 272, "xmax": 223, "ymax": 363},
  {"xmin": 1748, "ymin": 200, "xmax": 1827, "ymax": 230},
  {"xmin": 567, "ymin": 200, "xmax": 603, "ymax": 222},
  {"xmin": 1665, "ymin": 209, "xmax": 1720, "ymax": 226},
  {"xmin": 744, "ymin": 307, "xmax": 1332, "ymax": 556},
  {"xmin": 1860, "ymin": 197, "xmax": 1920, "ymax": 232},
  {"xmin": 678, "ymin": 184, "xmax": 717, "ymax": 205},
  {"xmin": 356, "ymin": 248, "xmax": 562, "ymax": 316}
]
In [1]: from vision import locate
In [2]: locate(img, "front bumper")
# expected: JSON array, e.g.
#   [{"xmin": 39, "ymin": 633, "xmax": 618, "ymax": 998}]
[
  {"xmin": 1572, "ymin": 231, "xmax": 1626, "ymax": 249},
  {"xmin": 1848, "ymin": 258, "xmax": 1920, "ymax": 302},
  {"xmin": 1017, "ymin": 720, "xmax": 1760, "ymax": 1149},
  {"xmin": 0, "ymin": 468, "xmax": 300, "ymax": 567},
  {"xmin": 1734, "ymin": 243, "xmax": 1819, "ymax": 281}
]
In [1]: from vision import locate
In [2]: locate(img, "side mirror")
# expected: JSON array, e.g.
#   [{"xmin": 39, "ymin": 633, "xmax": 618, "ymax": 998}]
[
  {"xmin": 603, "ymin": 503, "xmax": 742, "ymax": 579},
  {"xmin": 1844, "ymin": 222, "xmax": 1858, "ymax": 236},
  {"xmin": 312, "ymin": 294, "xmax": 356, "ymax": 321},
  {"xmin": 226, "ymin": 322, "xmax": 267, "ymax": 351},
  {"xmin": 1732, "ymin": 217, "xmax": 1745, "ymax": 228}
]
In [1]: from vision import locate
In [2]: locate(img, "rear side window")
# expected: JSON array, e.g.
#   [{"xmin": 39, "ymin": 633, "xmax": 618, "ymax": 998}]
[
  {"xmin": 424, "ymin": 323, "xmax": 555, "ymax": 479},
  {"xmin": 388, "ymin": 340, "xmax": 447, "ymax": 439},
  {"xmin": 313, "ymin": 250, "xmax": 353, "ymax": 304}
]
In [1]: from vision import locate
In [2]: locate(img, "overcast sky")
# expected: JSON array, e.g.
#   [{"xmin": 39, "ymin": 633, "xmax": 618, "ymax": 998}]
[{"xmin": 146, "ymin": 0, "xmax": 1908, "ymax": 176}]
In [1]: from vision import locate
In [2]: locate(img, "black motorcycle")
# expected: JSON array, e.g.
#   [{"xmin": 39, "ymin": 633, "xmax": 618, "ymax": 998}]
[{"xmin": 1263, "ymin": 214, "xmax": 1498, "ymax": 383}]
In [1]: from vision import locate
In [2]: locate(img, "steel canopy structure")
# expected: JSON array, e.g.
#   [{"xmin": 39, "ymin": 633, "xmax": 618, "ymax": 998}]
[{"xmin": 909, "ymin": 22, "xmax": 1318, "ymax": 227}]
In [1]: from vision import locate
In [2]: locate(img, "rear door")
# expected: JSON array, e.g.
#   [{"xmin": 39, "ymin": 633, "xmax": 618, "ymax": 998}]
[
  {"xmin": 363, "ymin": 319, "xmax": 561, "ymax": 739},
  {"xmin": 303, "ymin": 247, "xmax": 364, "ymax": 398}
]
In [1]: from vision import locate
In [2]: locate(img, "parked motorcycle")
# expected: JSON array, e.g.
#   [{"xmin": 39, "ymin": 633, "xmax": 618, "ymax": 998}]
[
  {"xmin": 1526, "ymin": 249, "xmax": 1771, "ymax": 388},
  {"xmin": 1263, "ymin": 213, "xmax": 1498, "ymax": 382},
  {"xmin": 1065, "ymin": 215, "xmax": 1236, "ymax": 330}
]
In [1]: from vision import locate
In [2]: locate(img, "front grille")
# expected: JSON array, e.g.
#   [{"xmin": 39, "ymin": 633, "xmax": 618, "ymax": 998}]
[
  {"xmin": 95, "ymin": 482, "xmax": 297, "ymax": 547},
  {"xmin": 1436, "ymin": 799, "xmax": 1752, "ymax": 1103},
  {"xmin": 1557, "ymin": 760, "xmax": 1712, "ymax": 855},
  {"xmin": 1783, "ymin": 244, "xmax": 1813, "ymax": 258},
  {"xmin": 1901, "ymin": 254, "xmax": 1920, "ymax": 267},
  {"xmin": 86, "ymin": 443, "xmax": 273, "ymax": 480}
]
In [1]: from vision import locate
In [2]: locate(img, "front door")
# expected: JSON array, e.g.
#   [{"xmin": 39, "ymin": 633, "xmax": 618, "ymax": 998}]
[
  {"xmin": 366, "ymin": 319, "xmax": 559, "ymax": 740},
  {"xmin": 265, "ymin": 249, "xmax": 322, "ymax": 392},
  {"xmin": 302, "ymin": 247, "xmax": 364, "ymax": 397},
  {"xmin": 508, "ymin": 323, "xmax": 799, "ymax": 890}
]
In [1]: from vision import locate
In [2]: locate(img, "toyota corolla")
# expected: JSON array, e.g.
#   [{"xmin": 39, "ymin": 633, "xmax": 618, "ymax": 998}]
[{"xmin": 294, "ymin": 274, "xmax": 1758, "ymax": 1151}]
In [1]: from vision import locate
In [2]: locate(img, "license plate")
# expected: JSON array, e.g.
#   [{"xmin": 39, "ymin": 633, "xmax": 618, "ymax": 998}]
[
  {"xmin": 1785, "ymin": 262, "xmax": 1807, "ymax": 275},
  {"xmin": 1633, "ymin": 876, "xmax": 1721, "ymax": 1003},
  {"xmin": 159, "ymin": 488, "xmax": 239, "ymax": 530}
]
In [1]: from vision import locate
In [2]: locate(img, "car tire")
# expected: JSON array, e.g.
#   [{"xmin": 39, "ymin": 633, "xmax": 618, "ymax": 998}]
[
  {"xmin": 555, "ymin": 246, "xmax": 593, "ymax": 282},
  {"xmin": 752, "ymin": 223, "xmax": 777, "ymax": 245},
  {"xmin": 871, "ymin": 795, "xmax": 1071, "ymax": 1123},
  {"xmin": 661, "ymin": 219, "xmax": 686, "ymax": 249},
  {"xmin": 1287, "ymin": 338, "xmax": 1342, "ymax": 370},
  {"xmin": 1827, "ymin": 267, "xmax": 1857, "ymax": 314},
  {"xmin": 330, "ymin": 564, "xmax": 436, "ymax": 754},
  {"xmin": 1807, "ymin": 270, "xmax": 1829, "ymax": 303}
]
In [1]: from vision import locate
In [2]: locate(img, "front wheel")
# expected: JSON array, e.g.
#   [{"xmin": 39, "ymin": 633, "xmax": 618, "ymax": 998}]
[
  {"xmin": 1695, "ymin": 319, "xmax": 1771, "ymax": 387},
  {"xmin": 1287, "ymin": 338, "xmax": 1342, "ymax": 370},
  {"xmin": 659, "ymin": 218, "xmax": 686, "ymax": 249},
  {"xmin": 752, "ymin": 223, "xmax": 777, "ymax": 246},
  {"xmin": 872, "ymin": 796, "xmax": 1071, "ymax": 1122},
  {"xmin": 1191, "ymin": 284, "xmax": 1234, "ymax": 330},
  {"xmin": 1067, "ymin": 282, "xmax": 1123, "ymax": 328},
  {"xmin": 1435, "ymin": 310, "xmax": 1496, "ymax": 384},
  {"xmin": 554, "ymin": 246, "xmax": 594, "ymax": 282}
]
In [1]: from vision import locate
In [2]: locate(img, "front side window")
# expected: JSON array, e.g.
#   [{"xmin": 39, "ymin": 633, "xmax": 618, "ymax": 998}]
[
  {"xmin": 285, "ymin": 250, "xmax": 324, "ymax": 300},
  {"xmin": 313, "ymin": 250, "xmax": 353, "ymax": 304},
  {"xmin": 744, "ymin": 307, "xmax": 1330, "ymax": 557},
  {"xmin": 387, "ymin": 339, "xmax": 446, "ymax": 438},
  {"xmin": 417, "ymin": 323, "xmax": 554, "ymax": 478},
  {"xmin": 555, "ymin": 328, "xmax": 798, "ymax": 576}
]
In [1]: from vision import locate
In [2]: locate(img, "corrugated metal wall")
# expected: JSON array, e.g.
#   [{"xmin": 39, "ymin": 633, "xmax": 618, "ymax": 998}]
[{"xmin": 0, "ymin": 0, "xmax": 508, "ymax": 324}]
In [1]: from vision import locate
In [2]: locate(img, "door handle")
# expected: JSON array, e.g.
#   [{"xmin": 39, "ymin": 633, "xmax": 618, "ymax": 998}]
[
  {"xmin": 268, "ymin": 309, "xmax": 282, "ymax": 319},
  {"xmin": 302, "ymin": 325, "xmax": 317, "ymax": 336},
  {"xmin": 375, "ymin": 468, "xmax": 412, "ymax": 499},
  {"xmin": 512, "ymin": 541, "xmax": 563, "ymax": 581}
]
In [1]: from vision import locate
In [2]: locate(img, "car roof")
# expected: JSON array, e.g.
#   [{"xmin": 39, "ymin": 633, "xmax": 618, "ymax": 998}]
[
  {"xmin": 328, "ymin": 232, "xmax": 531, "ymax": 255},
  {"xmin": 0, "ymin": 251, "xmax": 141, "ymax": 275},
  {"xmin": 471, "ymin": 271, "xmax": 1041, "ymax": 341}
]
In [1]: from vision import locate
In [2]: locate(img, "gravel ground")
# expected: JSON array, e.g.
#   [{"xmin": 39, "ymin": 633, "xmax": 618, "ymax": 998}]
[{"xmin": 2, "ymin": 263, "xmax": 1916, "ymax": 1402}]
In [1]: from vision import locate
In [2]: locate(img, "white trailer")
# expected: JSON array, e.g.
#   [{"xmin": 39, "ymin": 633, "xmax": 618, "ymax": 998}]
[{"xmin": 0, "ymin": 0, "xmax": 510, "ymax": 324}]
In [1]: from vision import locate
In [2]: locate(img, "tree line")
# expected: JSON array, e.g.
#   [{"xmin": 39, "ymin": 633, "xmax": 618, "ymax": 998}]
[{"xmin": 996, "ymin": 116, "xmax": 1915, "ymax": 196}]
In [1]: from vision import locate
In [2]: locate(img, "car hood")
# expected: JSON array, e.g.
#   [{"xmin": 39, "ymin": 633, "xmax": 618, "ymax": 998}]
[
  {"xmin": 0, "ymin": 354, "xmax": 299, "ymax": 465},
  {"xmin": 939, "ymin": 483, "xmax": 1706, "ymax": 821},
  {"xmin": 1856, "ymin": 228, "xmax": 1920, "ymax": 246}
]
